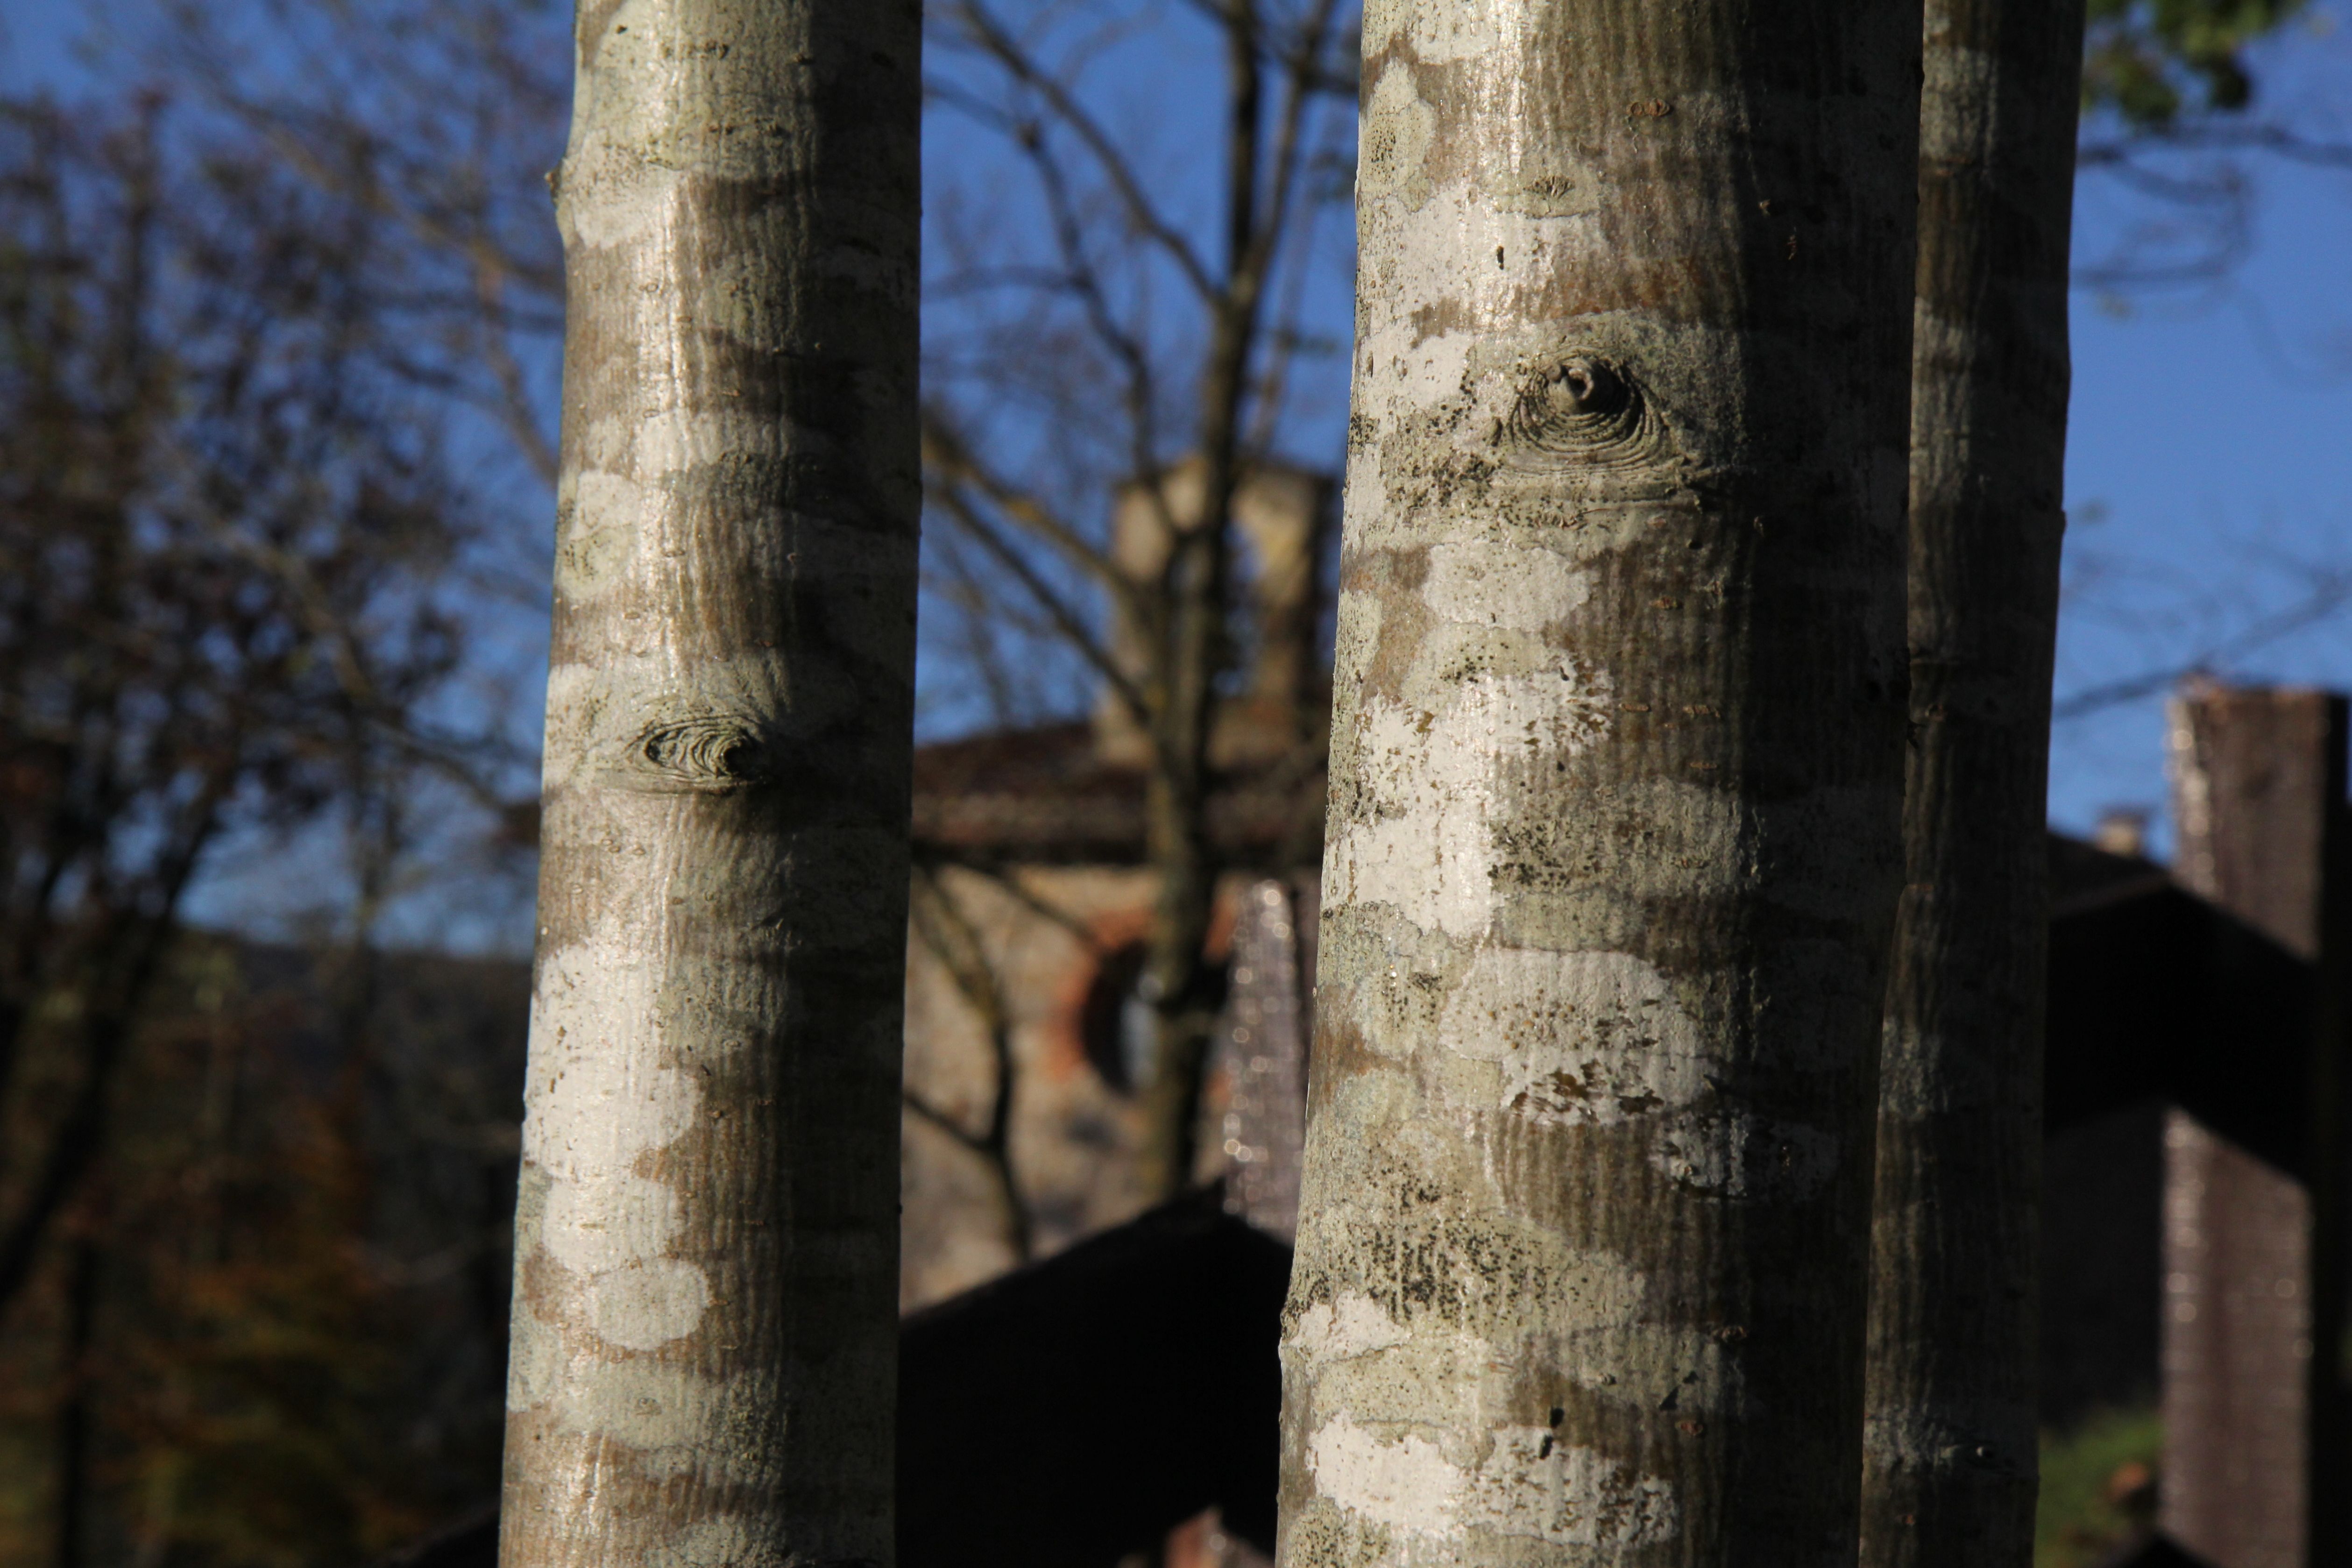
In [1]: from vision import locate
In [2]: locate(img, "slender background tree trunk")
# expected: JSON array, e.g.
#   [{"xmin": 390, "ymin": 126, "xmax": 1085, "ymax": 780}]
[
  {"xmin": 498, "ymin": 3, "xmax": 918, "ymax": 1564},
  {"xmin": 1133, "ymin": 0, "xmax": 1293, "ymax": 1206},
  {"xmin": 1858, "ymin": 2, "xmax": 2084, "ymax": 1561},
  {"xmin": 52, "ymin": 1235, "xmax": 97, "ymax": 1568},
  {"xmin": 1278, "ymin": 3, "xmax": 1921, "ymax": 1562}
]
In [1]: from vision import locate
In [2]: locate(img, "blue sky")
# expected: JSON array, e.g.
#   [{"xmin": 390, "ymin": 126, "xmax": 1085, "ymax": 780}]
[{"xmin": 2053, "ymin": 3, "xmax": 2352, "ymax": 847}]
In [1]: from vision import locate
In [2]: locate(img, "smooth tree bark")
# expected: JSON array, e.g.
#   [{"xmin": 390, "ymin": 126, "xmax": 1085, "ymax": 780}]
[
  {"xmin": 498, "ymin": 3, "xmax": 918, "ymax": 1565},
  {"xmin": 1278, "ymin": 4, "xmax": 1921, "ymax": 1564},
  {"xmin": 1858, "ymin": 2, "xmax": 2084, "ymax": 1562}
]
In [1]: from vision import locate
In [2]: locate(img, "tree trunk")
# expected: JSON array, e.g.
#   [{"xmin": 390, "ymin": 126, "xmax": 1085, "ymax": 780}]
[
  {"xmin": 1858, "ymin": 3, "xmax": 2083, "ymax": 1562},
  {"xmin": 52, "ymin": 1235, "xmax": 96, "ymax": 1568},
  {"xmin": 498, "ymin": 3, "xmax": 918, "ymax": 1564},
  {"xmin": 1135, "ymin": 1, "xmax": 1274, "ymax": 1206},
  {"xmin": 1278, "ymin": 6, "xmax": 1921, "ymax": 1564}
]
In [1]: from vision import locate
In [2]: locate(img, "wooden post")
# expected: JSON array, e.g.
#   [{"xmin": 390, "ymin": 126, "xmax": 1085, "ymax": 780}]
[{"xmin": 2161, "ymin": 681, "xmax": 2350, "ymax": 1567}]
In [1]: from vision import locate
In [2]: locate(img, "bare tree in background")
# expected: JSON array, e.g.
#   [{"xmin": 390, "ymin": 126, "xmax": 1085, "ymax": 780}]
[
  {"xmin": 2053, "ymin": 0, "xmax": 2352, "ymax": 730},
  {"xmin": 901, "ymin": 861, "xmax": 1037, "ymax": 1261},
  {"xmin": 159, "ymin": 0, "xmax": 571, "ymax": 499},
  {"xmin": 0, "ymin": 87, "xmax": 510, "ymax": 1565},
  {"xmin": 920, "ymin": 0, "xmax": 1358, "ymax": 1203},
  {"xmin": 0, "ymin": 93, "xmax": 485, "ymax": 1324},
  {"xmin": 2067, "ymin": 0, "xmax": 2325, "ymax": 287}
]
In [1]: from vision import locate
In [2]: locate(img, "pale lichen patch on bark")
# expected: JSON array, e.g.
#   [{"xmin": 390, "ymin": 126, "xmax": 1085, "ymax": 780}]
[
  {"xmin": 503, "ymin": 1293, "xmax": 564, "ymax": 1414},
  {"xmin": 1289, "ymin": 1294, "xmax": 1414, "ymax": 1362},
  {"xmin": 584, "ymin": 1259, "xmax": 715, "ymax": 1350},
  {"xmin": 518, "ymin": 942, "xmax": 720, "ymax": 1356},
  {"xmin": 511, "ymin": 1347, "xmax": 776, "ymax": 1486},
  {"xmin": 556, "ymin": 472, "xmax": 643, "ymax": 602},
  {"xmin": 578, "ymin": 1361, "xmax": 767, "ymax": 1482},
  {"xmin": 1358, "ymin": 67, "xmax": 1439, "ymax": 211},
  {"xmin": 1362, "ymin": 0, "xmax": 1513, "ymax": 64},
  {"xmin": 1329, "ymin": 662, "xmax": 1613, "ymax": 939},
  {"xmin": 1290, "ymin": 1323, "xmax": 1501, "ymax": 1430},
  {"xmin": 523, "ymin": 940, "xmax": 705, "ymax": 1185},
  {"xmin": 1283, "ymin": 1122, "xmax": 1714, "ymax": 1555},
  {"xmin": 1421, "ymin": 540, "xmax": 1590, "ymax": 631},
  {"xmin": 1307, "ymin": 1416, "xmax": 1464, "ymax": 1539},
  {"xmin": 559, "ymin": 152, "xmax": 684, "ymax": 252},
  {"xmin": 543, "ymin": 1171, "xmax": 685, "ymax": 1274},
  {"xmin": 575, "ymin": 413, "xmax": 635, "ymax": 476},
  {"xmin": 1306, "ymin": 1412, "xmax": 1679, "ymax": 1552},
  {"xmin": 1353, "ymin": 194, "xmax": 1612, "ymax": 405},
  {"xmin": 1286, "ymin": 1123, "xmax": 1652, "ymax": 1343},
  {"xmin": 1438, "ymin": 946, "xmax": 1704, "ymax": 1127},
  {"xmin": 627, "ymin": 408, "xmax": 800, "ymax": 477}
]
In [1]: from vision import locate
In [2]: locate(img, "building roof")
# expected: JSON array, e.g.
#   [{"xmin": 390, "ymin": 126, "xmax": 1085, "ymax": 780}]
[{"xmin": 911, "ymin": 718, "xmax": 1325, "ymax": 867}]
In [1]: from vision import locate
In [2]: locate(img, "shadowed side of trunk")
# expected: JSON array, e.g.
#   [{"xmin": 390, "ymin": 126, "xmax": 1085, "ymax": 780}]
[{"xmin": 1861, "ymin": 0, "xmax": 2085, "ymax": 1561}]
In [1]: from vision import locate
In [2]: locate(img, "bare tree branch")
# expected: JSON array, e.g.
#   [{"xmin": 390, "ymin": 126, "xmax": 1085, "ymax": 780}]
[
  {"xmin": 2053, "ymin": 567, "xmax": 2352, "ymax": 722},
  {"xmin": 941, "ymin": 0, "xmax": 1219, "ymax": 300},
  {"xmin": 925, "ymin": 475, "xmax": 1160, "ymax": 745},
  {"xmin": 907, "ymin": 865, "xmax": 1030, "ymax": 1260},
  {"xmin": 921, "ymin": 411, "xmax": 1123, "ymax": 595}
]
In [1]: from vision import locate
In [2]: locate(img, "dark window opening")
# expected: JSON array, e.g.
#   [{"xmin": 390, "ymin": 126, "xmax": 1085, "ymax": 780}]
[
  {"xmin": 1078, "ymin": 944, "xmax": 1230, "ymax": 1094},
  {"xmin": 1080, "ymin": 943, "xmax": 1149, "ymax": 1093}
]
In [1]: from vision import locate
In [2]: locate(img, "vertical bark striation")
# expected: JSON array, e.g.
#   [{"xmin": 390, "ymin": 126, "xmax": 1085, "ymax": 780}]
[
  {"xmin": 1278, "ymin": 3, "xmax": 1921, "ymax": 1563},
  {"xmin": 498, "ymin": 3, "xmax": 918, "ymax": 1564},
  {"xmin": 1859, "ymin": 2, "xmax": 2083, "ymax": 1561}
]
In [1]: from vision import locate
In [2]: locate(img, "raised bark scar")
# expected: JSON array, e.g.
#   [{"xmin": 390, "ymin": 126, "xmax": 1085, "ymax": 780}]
[
  {"xmin": 618, "ymin": 713, "xmax": 779, "ymax": 792},
  {"xmin": 1502, "ymin": 353, "xmax": 1675, "ymax": 486}
]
